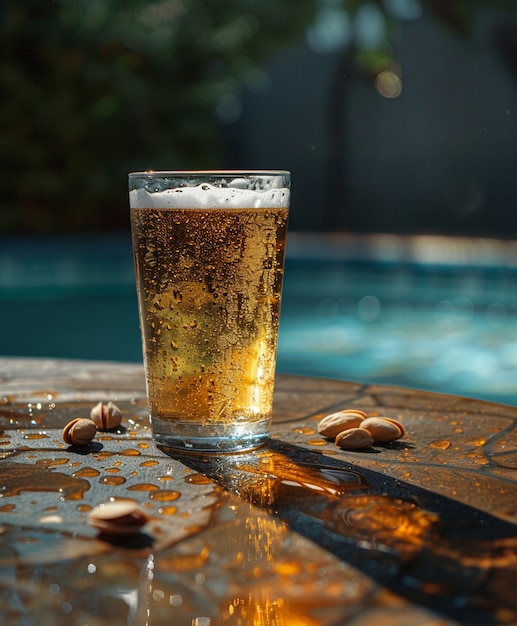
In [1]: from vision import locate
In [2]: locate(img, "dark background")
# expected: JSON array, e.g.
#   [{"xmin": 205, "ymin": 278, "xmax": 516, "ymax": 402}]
[
  {"xmin": 2, "ymin": 0, "xmax": 517, "ymax": 237},
  {"xmin": 226, "ymin": 8, "xmax": 517, "ymax": 236}
]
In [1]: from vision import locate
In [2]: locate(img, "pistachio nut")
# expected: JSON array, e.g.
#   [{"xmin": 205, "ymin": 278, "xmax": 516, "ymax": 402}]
[
  {"xmin": 335, "ymin": 427, "xmax": 374, "ymax": 450},
  {"xmin": 360, "ymin": 417, "xmax": 402, "ymax": 443},
  {"xmin": 317, "ymin": 409, "xmax": 367, "ymax": 439},
  {"xmin": 380, "ymin": 416, "xmax": 406, "ymax": 437},
  {"xmin": 90, "ymin": 401, "xmax": 122, "ymax": 430},
  {"xmin": 62, "ymin": 418, "xmax": 97, "ymax": 446}
]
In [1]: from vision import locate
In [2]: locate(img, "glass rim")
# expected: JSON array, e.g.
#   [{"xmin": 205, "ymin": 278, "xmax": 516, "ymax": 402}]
[{"xmin": 129, "ymin": 170, "xmax": 290, "ymax": 178}]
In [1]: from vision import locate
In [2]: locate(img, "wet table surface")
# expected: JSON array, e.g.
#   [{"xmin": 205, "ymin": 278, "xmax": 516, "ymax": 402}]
[{"xmin": 2, "ymin": 357, "xmax": 517, "ymax": 626}]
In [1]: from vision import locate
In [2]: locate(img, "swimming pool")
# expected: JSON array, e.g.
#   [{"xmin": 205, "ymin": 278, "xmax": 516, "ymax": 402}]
[{"xmin": 1, "ymin": 232, "xmax": 516, "ymax": 406}]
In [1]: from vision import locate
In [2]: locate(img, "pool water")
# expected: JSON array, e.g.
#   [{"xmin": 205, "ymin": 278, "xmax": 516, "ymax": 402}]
[
  {"xmin": 1, "ymin": 233, "xmax": 516, "ymax": 406},
  {"xmin": 280, "ymin": 264, "xmax": 517, "ymax": 405}
]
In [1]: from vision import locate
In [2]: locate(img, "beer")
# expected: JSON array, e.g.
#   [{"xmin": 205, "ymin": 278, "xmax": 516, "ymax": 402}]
[{"xmin": 129, "ymin": 172, "xmax": 290, "ymax": 452}]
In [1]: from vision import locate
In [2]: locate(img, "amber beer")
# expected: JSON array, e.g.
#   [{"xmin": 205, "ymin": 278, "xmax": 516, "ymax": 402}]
[{"xmin": 129, "ymin": 171, "xmax": 290, "ymax": 452}]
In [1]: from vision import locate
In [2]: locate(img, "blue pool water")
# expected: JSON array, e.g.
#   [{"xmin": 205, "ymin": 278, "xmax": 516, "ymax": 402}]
[{"xmin": 1, "ymin": 232, "xmax": 517, "ymax": 406}]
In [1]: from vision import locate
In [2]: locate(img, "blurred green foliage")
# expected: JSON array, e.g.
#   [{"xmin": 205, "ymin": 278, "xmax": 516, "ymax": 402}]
[
  {"xmin": 1, "ymin": 0, "xmax": 515, "ymax": 232},
  {"xmin": 0, "ymin": 0, "xmax": 315, "ymax": 232}
]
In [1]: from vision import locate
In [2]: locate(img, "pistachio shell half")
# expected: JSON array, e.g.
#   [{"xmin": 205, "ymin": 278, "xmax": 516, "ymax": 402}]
[
  {"xmin": 90, "ymin": 401, "xmax": 122, "ymax": 430},
  {"xmin": 88, "ymin": 501, "xmax": 150, "ymax": 536}
]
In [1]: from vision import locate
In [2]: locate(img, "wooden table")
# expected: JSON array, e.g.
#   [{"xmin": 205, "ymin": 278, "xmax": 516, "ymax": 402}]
[{"xmin": 1, "ymin": 357, "xmax": 517, "ymax": 625}]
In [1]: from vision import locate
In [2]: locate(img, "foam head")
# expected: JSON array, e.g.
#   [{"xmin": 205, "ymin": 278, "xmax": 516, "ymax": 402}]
[{"xmin": 129, "ymin": 174, "xmax": 290, "ymax": 209}]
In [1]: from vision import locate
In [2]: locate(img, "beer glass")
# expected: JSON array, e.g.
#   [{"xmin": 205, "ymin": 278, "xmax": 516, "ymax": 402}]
[{"xmin": 129, "ymin": 171, "xmax": 290, "ymax": 452}]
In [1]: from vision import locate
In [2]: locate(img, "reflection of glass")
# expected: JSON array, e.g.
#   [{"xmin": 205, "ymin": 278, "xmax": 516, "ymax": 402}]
[
  {"xmin": 129, "ymin": 171, "xmax": 290, "ymax": 453},
  {"xmin": 219, "ymin": 592, "xmax": 321, "ymax": 625},
  {"xmin": 131, "ymin": 489, "xmax": 364, "ymax": 626},
  {"xmin": 216, "ymin": 505, "xmax": 325, "ymax": 626}
]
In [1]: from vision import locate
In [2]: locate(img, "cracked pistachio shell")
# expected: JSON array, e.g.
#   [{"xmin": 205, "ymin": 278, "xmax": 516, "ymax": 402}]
[{"xmin": 90, "ymin": 401, "xmax": 122, "ymax": 430}]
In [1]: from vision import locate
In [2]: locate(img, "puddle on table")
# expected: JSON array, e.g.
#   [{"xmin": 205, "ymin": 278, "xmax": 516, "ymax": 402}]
[{"xmin": 0, "ymin": 461, "xmax": 89, "ymax": 500}]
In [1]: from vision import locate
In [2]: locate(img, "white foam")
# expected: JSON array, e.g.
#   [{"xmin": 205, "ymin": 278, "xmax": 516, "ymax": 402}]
[{"xmin": 129, "ymin": 183, "xmax": 290, "ymax": 209}]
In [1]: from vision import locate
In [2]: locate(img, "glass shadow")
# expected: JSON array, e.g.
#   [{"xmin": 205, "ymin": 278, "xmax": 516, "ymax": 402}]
[{"xmin": 162, "ymin": 438, "xmax": 517, "ymax": 624}]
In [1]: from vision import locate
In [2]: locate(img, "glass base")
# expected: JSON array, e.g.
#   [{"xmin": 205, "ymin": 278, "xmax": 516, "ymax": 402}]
[{"xmin": 151, "ymin": 416, "xmax": 270, "ymax": 453}]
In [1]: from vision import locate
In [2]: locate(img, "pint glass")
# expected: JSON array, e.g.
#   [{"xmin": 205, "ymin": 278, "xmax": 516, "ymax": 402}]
[{"xmin": 129, "ymin": 171, "xmax": 290, "ymax": 452}]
